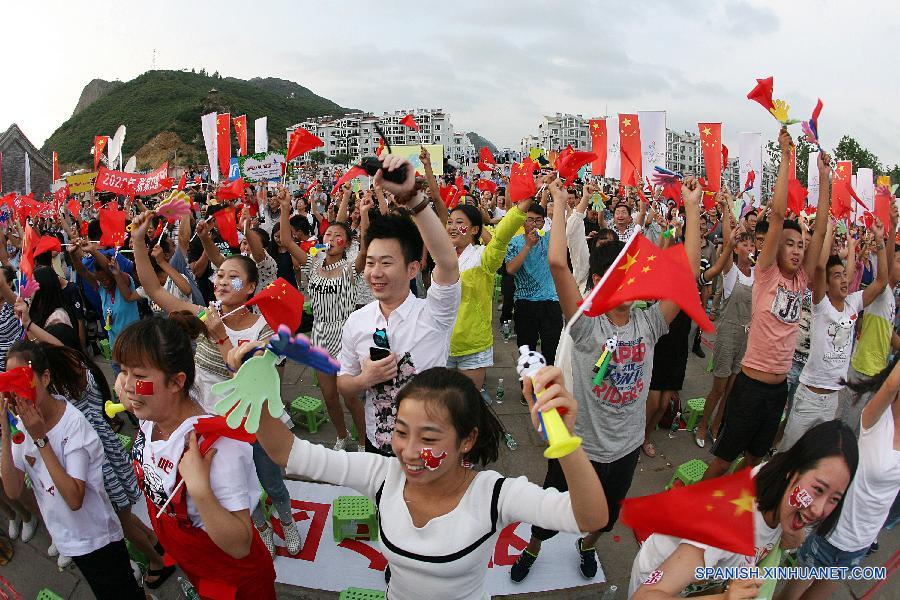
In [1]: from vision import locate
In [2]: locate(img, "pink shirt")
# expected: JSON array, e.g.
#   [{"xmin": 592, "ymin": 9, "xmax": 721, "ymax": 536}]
[{"xmin": 742, "ymin": 262, "xmax": 809, "ymax": 375}]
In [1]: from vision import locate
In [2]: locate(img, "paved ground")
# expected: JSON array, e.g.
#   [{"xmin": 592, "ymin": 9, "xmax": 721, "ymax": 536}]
[{"xmin": 2, "ymin": 317, "xmax": 897, "ymax": 599}]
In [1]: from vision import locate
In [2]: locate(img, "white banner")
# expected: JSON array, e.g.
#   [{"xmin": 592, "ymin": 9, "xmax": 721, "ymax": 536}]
[
  {"xmin": 638, "ymin": 110, "xmax": 666, "ymax": 180},
  {"xmin": 24, "ymin": 153, "xmax": 31, "ymax": 195},
  {"xmin": 855, "ymin": 168, "xmax": 874, "ymax": 225},
  {"xmin": 255, "ymin": 116, "xmax": 268, "ymax": 154},
  {"xmin": 201, "ymin": 112, "xmax": 219, "ymax": 184},
  {"xmin": 738, "ymin": 132, "xmax": 762, "ymax": 207},
  {"xmin": 135, "ymin": 479, "xmax": 603, "ymax": 595},
  {"xmin": 807, "ymin": 152, "xmax": 820, "ymax": 207},
  {"xmin": 604, "ymin": 115, "xmax": 620, "ymax": 179}
]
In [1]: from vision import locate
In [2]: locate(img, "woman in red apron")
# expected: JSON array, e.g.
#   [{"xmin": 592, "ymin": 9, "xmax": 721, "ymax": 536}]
[{"xmin": 114, "ymin": 315, "xmax": 275, "ymax": 599}]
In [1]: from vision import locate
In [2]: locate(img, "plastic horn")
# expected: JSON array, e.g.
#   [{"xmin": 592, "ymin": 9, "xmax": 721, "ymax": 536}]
[
  {"xmin": 6, "ymin": 410, "xmax": 24, "ymax": 444},
  {"xmin": 104, "ymin": 400, "xmax": 127, "ymax": 419},
  {"xmin": 516, "ymin": 346, "xmax": 582, "ymax": 459},
  {"xmin": 592, "ymin": 337, "xmax": 617, "ymax": 386}
]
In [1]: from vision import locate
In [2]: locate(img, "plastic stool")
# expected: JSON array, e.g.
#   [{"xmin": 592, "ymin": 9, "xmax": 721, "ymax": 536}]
[
  {"xmin": 99, "ymin": 339, "xmax": 111, "ymax": 359},
  {"xmin": 117, "ymin": 433, "xmax": 133, "ymax": 454},
  {"xmin": 332, "ymin": 496, "xmax": 379, "ymax": 543},
  {"xmin": 349, "ymin": 421, "xmax": 358, "ymax": 441},
  {"xmin": 683, "ymin": 398, "xmax": 706, "ymax": 432},
  {"xmin": 666, "ymin": 459, "xmax": 708, "ymax": 490},
  {"xmin": 339, "ymin": 589, "xmax": 385, "ymax": 600},
  {"xmin": 125, "ymin": 538, "xmax": 148, "ymax": 571},
  {"xmin": 290, "ymin": 396, "xmax": 328, "ymax": 433},
  {"xmin": 36, "ymin": 590, "xmax": 65, "ymax": 600}
]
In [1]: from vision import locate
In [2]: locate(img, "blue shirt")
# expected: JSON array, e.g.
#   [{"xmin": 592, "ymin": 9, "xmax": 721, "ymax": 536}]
[
  {"xmin": 505, "ymin": 234, "xmax": 558, "ymax": 302},
  {"xmin": 100, "ymin": 281, "xmax": 140, "ymax": 352}
]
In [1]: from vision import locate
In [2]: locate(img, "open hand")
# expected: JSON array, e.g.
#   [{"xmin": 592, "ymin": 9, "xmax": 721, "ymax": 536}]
[{"xmin": 211, "ymin": 350, "xmax": 282, "ymax": 433}]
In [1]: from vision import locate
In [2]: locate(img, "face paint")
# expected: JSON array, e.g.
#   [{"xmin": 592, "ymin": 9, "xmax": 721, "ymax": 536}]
[
  {"xmin": 333, "ymin": 238, "xmax": 345, "ymax": 248},
  {"xmin": 135, "ymin": 380, "xmax": 154, "ymax": 396},
  {"xmin": 457, "ymin": 225, "xmax": 469, "ymax": 235},
  {"xmin": 643, "ymin": 569, "xmax": 664, "ymax": 585},
  {"xmin": 230, "ymin": 277, "xmax": 244, "ymax": 291},
  {"xmin": 419, "ymin": 448, "xmax": 447, "ymax": 471},
  {"xmin": 789, "ymin": 486, "xmax": 814, "ymax": 509}
]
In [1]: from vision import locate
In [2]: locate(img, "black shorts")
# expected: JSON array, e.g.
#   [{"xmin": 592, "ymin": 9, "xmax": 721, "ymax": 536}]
[
  {"xmin": 712, "ymin": 371, "xmax": 787, "ymax": 462},
  {"xmin": 531, "ymin": 447, "xmax": 640, "ymax": 540},
  {"xmin": 71, "ymin": 539, "xmax": 144, "ymax": 600}
]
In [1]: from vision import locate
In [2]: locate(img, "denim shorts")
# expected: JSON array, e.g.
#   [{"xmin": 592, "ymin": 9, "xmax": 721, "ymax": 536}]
[
  {"xmin": 798, "ymin": 533, "xmax": 868, "ymax": 570},
  {"xmin": 446, "ymin": 347, "xmax": 494, "ymax": 370}
]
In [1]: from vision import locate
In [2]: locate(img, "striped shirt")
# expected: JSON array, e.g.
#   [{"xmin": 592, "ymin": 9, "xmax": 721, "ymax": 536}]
[{"xmin": 0, "ymin": 303, "xmax": 24, "ymax": 370}]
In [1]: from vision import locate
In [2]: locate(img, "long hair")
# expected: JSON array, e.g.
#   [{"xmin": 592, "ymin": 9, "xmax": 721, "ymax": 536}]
[
  {"xmin": 7, "ymin": 340, "xmax": 87, "ymax": 400},
  {"xmin": 29, "ymin": 267, "xmax": 75, "ymax": 329}
]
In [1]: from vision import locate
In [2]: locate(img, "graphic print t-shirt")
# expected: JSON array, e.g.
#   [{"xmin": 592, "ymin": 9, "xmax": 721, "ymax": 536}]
[
  {"xmin": 570, "ymin": 304, "xmax": 668, "ymax": 463},
  {"xmin": 799, "ymin": 291, "xmax": 864, "ymax": 390}
]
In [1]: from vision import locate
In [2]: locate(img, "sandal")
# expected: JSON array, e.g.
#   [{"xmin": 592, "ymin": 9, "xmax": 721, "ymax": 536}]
[
  {"xmin": 144, "ymin": 564, "xmax": 176, "ymax": 589},
  {"xmin": 641, "ymin": 441, "xmax": 657, "ymax": 458},
  {"xmin": 694, "ymin": 426, "xmax": 707, "ymax": 448}
]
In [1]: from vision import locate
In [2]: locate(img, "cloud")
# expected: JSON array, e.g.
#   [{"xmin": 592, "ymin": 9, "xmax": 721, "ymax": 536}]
[{"xmin": 722, "ymin": 1, "xmax": 779, "ymax": 35}]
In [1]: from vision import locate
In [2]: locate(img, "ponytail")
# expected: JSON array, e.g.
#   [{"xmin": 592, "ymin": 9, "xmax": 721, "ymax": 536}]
[{"xmin": 7, "ymin": 340, "xmax": 87, "ymax": 400}]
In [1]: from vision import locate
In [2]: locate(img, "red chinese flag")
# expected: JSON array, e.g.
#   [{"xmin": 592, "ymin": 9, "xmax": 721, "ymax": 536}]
[
  {"xmin": 439, "ymin": 184, "xmax": 455, "ymax": 206},
  {"xmin": 212, "ymin": 207, "xmax": 240, "ymax": 248},
  {"xmin": 232, "ymin": 115, "xmax": 248, "ymax": 157},
  {"xmin": 846, "ymin": 181, "xmax": 869, "ymax": 212},
  {"xmin": 19, "ymin": 225, "xmax": 40, "ymax": 279},
  {"xmin": 177, "ymin": 173, "xmax": 187, "ymax": 191},
  {"xmin": 399, "ymin": 114, "xmax": 419, "ymax": 131},
  {"xmin": 788, "ymin": 146, "xmax": 797, "ymax": 180},
  {"xmin": 477, "ymin": 147, "xmax": 496, "ymax": 172},
  {"xmin": 216, "ymin": 113, "xmax": 231, "ymax": 177},
  {"xmin": 557, "ymin": 151, "xmax": 597, "ymax": 185},
  {"xmin": 304, "ymin": 179, "xmax": 319, "ymax": 198},
  {"xmin": 581, "ymin": 233, "xmax": 714, "ymax": 332},
  {"xmin": 52, "ymin": 151, "xmax": 59, "ymax": 181},
  {"xmin": 619, "ymin": 114, "xmax": 642, "ymax": 183},
  {"xmin": 0, "ymin": 366, "xmax": 37, "ymax": 403},
  {"xmin": 475, "ymin": 179, "xmax": 498, "ymax": 194},
  {"xmin": 874, "ymin": 186, "xmax": 893, "ymax": 237},
  {"xmin": 99, "ymin": 207, "xmax": 127, "ymax": 248},
  {"xmin": 722, "ymin": 144, "xmax": 729, "ymax": 169},
  {"xmin": 698, "ymin": 123, "xmax": 722, "ymax": 192},
  {"xmin": 66, "ymin": 199, "xmax": 81, "ymax": 218},
  {"xmin": 33, "ymin": 236, "xmax": 62, "ymax": 258},
  {"xmin": 93, "ymin": 136, "xmax": 109, "ymax": 171},
  {"xmin": 746, "ymin": 76, "xmax": 775, "ymax": 113},
  {"xmin": 509, "ymin": 159, "xmax": 538, "ymax": 202},
  {"xmin": 216, "ymin": 178, "xmax": 247, "ymax": 201},
  {"xmin": 376, "ymin": 138, "xmax": 385, "ymax": 157},
  {"xmin": 831, "ymin": 161, "xmax": 853, "ymax": 219},
  {"xmin": 286, "ymin": 128, "xmax": 324, "ymax": 162},
  {"xmin": 620, "ymin": 468, "xmax": 756, "ymax": 555},
  {"xmin": 787, "ymin": 179, "xmax": 808, "ymax": 217},
  {"xmin": 244, "ymin": 278, "xmax": 305, "ymax": 333},
  {"xmin": 193, "ymin": 416, "xmax": 256, "ymax": 454},
  {"xmin": 589, "ymin": 119, "xmax": 607, "ymax": 176},
  {"xmin": 330, "ymin": 166, "xmax": 367, "ymax": 196}
]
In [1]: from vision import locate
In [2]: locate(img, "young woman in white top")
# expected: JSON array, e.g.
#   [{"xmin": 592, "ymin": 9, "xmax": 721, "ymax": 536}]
[
  {"xmin": 232, "ymin": 337, "xmax": 607, "ymax": 600},
  {"xmin": 1, "ymin": 340, "xmax": 144, "ymax": 600},
  {"xmin": 776, "ymin": 358, "xmax": 900, "ymax": 600},
  {"xmin": 129, "ymin": 211, "xmax": 303, "ymax": 557},
  {"xmin": 630, "ymin": 419, "xmax": 858, "ymax": 599}
]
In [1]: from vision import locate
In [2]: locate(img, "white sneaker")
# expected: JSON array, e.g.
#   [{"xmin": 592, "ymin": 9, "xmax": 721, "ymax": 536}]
[
  {"xmin": 20, "ymin": 517, "xmax": 37, "ymax": 543},
  {"xmin": 258, "ymin": 524, "xmax": 275, "ymax": 557},
  {"xmin": 333, "ymin": 436, "xmax": 349, "ymax": 451},
  {"xmin": 48, "ymin": 542, "xmax": 59, "ymax": 557},
  {"xmin": 58, "ymin": 554, "xmax": 72, "ymax": 569},
  {"xmin": 7, "ymin": 516, "xmax": 21, "ymax": 540},
  {"xmin": 282, "ymin": 520, "xmax": 302, "ymax": 555}
]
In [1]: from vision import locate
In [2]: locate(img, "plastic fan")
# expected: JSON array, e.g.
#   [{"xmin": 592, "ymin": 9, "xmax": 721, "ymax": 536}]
[
  {"xmin": 211, "ymin": 350, "xmax": 282, "ymax": 433},
  {"xmin": 20, "ymin": 278, "xmax": 40, "ymax": 300},
  {"xmin": 266, "ymin": 325, "xmax": 340, "ymax": 374},
  {"xmin": 156, "ymin": 197, "xmax": 191, "ymax": 222}
]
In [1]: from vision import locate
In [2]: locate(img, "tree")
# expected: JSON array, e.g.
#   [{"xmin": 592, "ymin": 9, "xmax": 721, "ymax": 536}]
[
  {"xmin": 198, "ymin": 68, "xmax": 207, "ymax": 76},
  {"xmin": 765, "ymin": 136, "xmax": 815, "ymax": 183},
  {"xmin": 332, "ymin": 152, "xmax": 353, "ymax": 165},
  {"xmin": 308, "ymin": 151, "xmax": 327, "ymax": 164},
  {"xmin": 834, "ymin": 135, "xmax": 883, "ymax": 172}
]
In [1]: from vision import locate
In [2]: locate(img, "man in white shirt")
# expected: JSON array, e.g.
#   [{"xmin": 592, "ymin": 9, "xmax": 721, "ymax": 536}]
[{"xmin": 338, "ymin": 156, "xmax": 462, "ymax": 454}]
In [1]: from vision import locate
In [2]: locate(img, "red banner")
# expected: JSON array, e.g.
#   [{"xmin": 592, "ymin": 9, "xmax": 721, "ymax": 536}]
[
  {"xmin": 698, "ymin": 123, "xmax": 722, "ymax": 192},
  {"xmin": 94, "ymin": 163, "xmax": 170, "ymax": 197}
]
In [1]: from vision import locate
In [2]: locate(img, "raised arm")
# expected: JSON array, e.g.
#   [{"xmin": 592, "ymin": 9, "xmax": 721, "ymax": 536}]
[
  {"xmin": 355, "ymin": 194, "xmax": 374, "ymax": 274},
  {"xmin": 812, "ymin": 218, "xmax": 836, "ymax": 304},
  {"xmin": 861, "ymin": 357, "xmax": 900, "ymax": 430},
  {"xmin": 336, "ymin": 186, "xmax": 351, "ymax": 223},
  {"xmin": 420, "ymin": 146, "xmax": 448, "ymax": 225},
  {"xmin": 548, "ymin": 177, "xmax": 584, "ymax": 320},
  {"xmin": 151, "ymin": 246, "xmax": 193, "ymax": 297},
  {"xmin": 701, "ymin": 196, "xmax": 735, "ymax": 282},
  {"xmin": 803, "ymin": 151, "xmax": 834, "ymax": 276},
  {"xmin": 757, "ymin": 128, "xmax": 793, "ymax": 271},
  {"xmin": 109, "ymin": 259, "xmax": 141, "ymax": 303},
  {"xmin": 177, "ymin": 212, "xmax": 192, "ymax": 257},
  {"xmin": 198, "ymin": 219, "xmax": 226, "ymax": 268},
  {"xmin": 131, "ymin": 212, "xmax": 201, "ymax": 315},
  {"xmin": 277, "ymin": 189, "xmax": 308, "ymax": 267},
  {"xmin": 862, "ymin": 219, "xmax": 888, "ymax": 307}
]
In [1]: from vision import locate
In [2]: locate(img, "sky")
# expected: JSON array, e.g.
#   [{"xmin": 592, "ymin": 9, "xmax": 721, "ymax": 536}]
[{"xmin": 3, "ymin": 0, "xmax": 899, "ymax": 166}]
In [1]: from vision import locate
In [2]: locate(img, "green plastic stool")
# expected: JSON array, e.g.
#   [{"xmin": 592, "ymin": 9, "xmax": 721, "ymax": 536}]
[
  {"xmin": 117, "ymin": 432, "xmax": 133, "ymax": 454},
  {"xmin": 349, "ymin": 421, "xmax": 358, "ymax": 441},
  {"xmin": 290, "ymin": 396, "xmax": 328, "ymax": 433},
  {"xmin": 332, "ymin": 496, "xmax": 379, "ymax": 543},
  {"xmin": 705, "ymin": 352, "xmax": 714, "ymax": 373},
  {"xmin": 125, "ymin": 538, "xmax": 148, "ymax": 572},
  {"xmin": 683, "ymin": 398, "xmax": 706, "ymax": 432},
  {"xmin": 99, "ymin": 339, "xmax": 111, "ymax": 359},
  {"xmin": 338, "ymin": 589, "xmax": 385, "ymax": 600},
  {"xmin": 36, "ymin": 590, "xmax": 65, "ymax": 600},
  {"xmin": 666, "ymin": 459, "xmax": 708, "ymax": 490}
]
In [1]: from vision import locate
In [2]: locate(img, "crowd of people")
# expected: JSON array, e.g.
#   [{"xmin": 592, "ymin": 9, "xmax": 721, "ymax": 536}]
[{"xmin": 0, "ymin": 131, "xmax": 897, "ymax": 600}]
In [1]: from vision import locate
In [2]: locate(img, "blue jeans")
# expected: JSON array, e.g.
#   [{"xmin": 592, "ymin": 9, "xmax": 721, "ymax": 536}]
[
  {"xmin": 798, "ymin": 533, "xmax": 868, "ymax": 569},
  {"xmin": 250, "ymin": 442, "xmax": 293, "ymax": 526},
  {"xmin": 785, "ymin": 358, "xmax": 806, "ymax": 413}
]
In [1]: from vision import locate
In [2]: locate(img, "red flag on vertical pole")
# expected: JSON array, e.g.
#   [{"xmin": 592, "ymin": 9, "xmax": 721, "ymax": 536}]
[
  {"xmin": 788, "ymin": 146, "xmax": 797, "ymax": 180},
  {"xmin": 698, "ymin": 123, "xmax": 722, "ymax": 192},
  {"xmin": 216, "ymin": 113, "xmax": 232, "ymax": 177},
  {"xmin": 52, "ymin": 152, "xmax": 59, "ymax": 182},
  {"xmin": 212, "ymin": 207, "xmax": 240, "ymax": 248},
  {"xmin": 93, "ymin": 136, "xmax": 108, "ymax": 171},
  {"xmin": 831, "ymin": 161, "xmax": 853, "ymax": 219},
  {"xmin": 232, "ymin": 115, "xmax": 248, "ymax": 157},
  {"xmin": 618, "ymin": 114, "xmax": 642, "ymax": 184},
  {"xmin": 589, "ymin": 119, "xmax": 607, "ymax": 176}
]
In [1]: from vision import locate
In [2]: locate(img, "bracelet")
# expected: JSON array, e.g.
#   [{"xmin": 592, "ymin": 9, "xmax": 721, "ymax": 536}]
[
  {"xmin": 408, "ymin": 197, "xmax": 433, "ymax": 216},
  {"xmin": 877, "ymin": 245, "xmax": 885, "ymax": 251}
]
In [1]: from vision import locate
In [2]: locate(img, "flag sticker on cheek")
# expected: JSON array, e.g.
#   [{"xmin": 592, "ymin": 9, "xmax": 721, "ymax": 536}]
[
  {"xmin": 135, "ymin": 380, "xmax": 154, "ymax": 396},
  {"xmin": 457, "ymin": 225, "xmax": 469, "ymax": 235},
  {"xmin": 789, "ymin": 486, "xmax": 813, "ymax": 509},
  {"xmin": 643, "ymin": 569, "xmax": 664, "ymax": 585},
  {"xmin": 419, "ymin": 448, "xmax": 447, "ymax": 471}
]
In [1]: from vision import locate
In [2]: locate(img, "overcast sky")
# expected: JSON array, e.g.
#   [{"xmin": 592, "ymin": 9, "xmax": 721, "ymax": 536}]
[{"xmin": 4, "ymin": 0, "xmax": 898, "ymax": 166}]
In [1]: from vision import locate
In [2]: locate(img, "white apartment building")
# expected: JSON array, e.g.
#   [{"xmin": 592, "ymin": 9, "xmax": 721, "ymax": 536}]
[
  {"xmin": 287, "ymin": 108, "xmax": 475, "ymax": 166},
  {"xmin": 519, "ymin": 113, "xmax": 592, "ymax": 155}
]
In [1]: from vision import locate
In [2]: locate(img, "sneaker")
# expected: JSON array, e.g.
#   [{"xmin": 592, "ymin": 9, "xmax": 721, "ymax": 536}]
[
  {"xmin": 282, "ymin": 520, "xmax": 302, "ymax": 555},
  {"xmin": 867, "ymin": 540, "xmax": 879, "ymax": 556},
  {"xmin": 333, "ymin": 436, "xmax": 349, "ymax": 451},
  {"xmin": 20, "ymin": 517, "xmax": 37, "ymax": 543},
  {"xmin": 692, "ymin": 344, "xmax": 705, "ymax": 359},
  {"xmin": 57, "ymin": 554, "xmax": 72, "ymax": 569},
  {"xmin": 510, "ymin": 549, "xmax": 538, "ymax": 582},
  {"xmin": 575, "ymin": 537, "xmax": 598, "ymax": 578},
  {"xmin": 258, "ymin": 524, "xmax": 275, "ymax": 557},
  {"xmin": 48, "ymin": 542, "xmax": 59, "ymax": 557},
  {"xmin": 519, "ymin": 396, "xmax": 528, "ymax": 407},
  {"xmin": 7, "ymin": 516, "xmax": 21, "ymax": 540}
]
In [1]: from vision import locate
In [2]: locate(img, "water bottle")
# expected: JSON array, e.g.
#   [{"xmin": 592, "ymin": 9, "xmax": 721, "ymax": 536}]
[
  {"xmin": 504, "ymin": 432, "xmax": 518, "ymax": 450},
  {"xmin": 180, "ymin": 576, "xmax": 201, "ymax": 600},
  {"xmin": 668, "ymin": 411, "xmax": 681, "ymax": 438},
  {"xmin": 600, "ymin": 584, "xmax": 618, "ymax": 600},
  {"xmin": 495, "ymin": 379, "xmax": 505, "ymax": 404},
  {"xmin": 500, "ymin": 321, "xmax": 511, "ymax": 342}
]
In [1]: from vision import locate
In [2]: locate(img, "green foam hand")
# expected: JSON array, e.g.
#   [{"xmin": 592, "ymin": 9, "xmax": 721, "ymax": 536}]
[{"xmin": 211, "ymin": 350, "xmax": 282, "ymax": 433}]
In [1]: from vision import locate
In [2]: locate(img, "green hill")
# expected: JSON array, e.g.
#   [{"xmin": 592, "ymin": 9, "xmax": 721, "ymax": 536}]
[
  {"xmin": 43, "ymin": 70, "xmax": 349, "ymax": 168},
  {"xmin": 465, "ymin": 132, "xmax": 498, "ymax": 154}
]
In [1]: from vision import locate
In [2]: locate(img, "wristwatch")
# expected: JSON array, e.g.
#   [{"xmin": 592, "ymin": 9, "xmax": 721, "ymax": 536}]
[{"xmin": 35, "ymin": 436, "xmax": 49, "ymax": 449}]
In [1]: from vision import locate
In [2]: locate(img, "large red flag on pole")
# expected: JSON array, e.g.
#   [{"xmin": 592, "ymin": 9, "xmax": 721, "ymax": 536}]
[
  {"xmin": 618, "ymin": 114, "xmax": 641, "ymax": 184},
  {"xmin": 589, "ymin": 119, "xmax": 607, "ymax": 176},
  {"xmin": 232, "ymin": 115, "xmax": 248, "ymax": 157},
  {"xmin": 93, "ymin": 136, "xmax": 109, "ymax": 171},
  {"xmin": 216, "ymin": 113, "xmax": 232, "ymax": 177},
  {"xmin": 286, "ymin": 128, "xmax": 324, "ymax": 162},
  {"xmin": 698, "ymin": 123, "xmax": 722, "ymax": 192}
]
